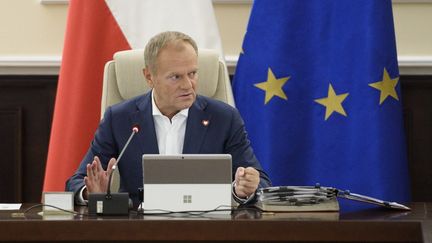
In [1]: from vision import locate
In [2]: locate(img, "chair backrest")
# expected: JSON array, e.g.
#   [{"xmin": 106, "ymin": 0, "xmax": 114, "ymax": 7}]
[{"xmin": 101, "ymin": 48, "xmax": 235, "ymax": 116}]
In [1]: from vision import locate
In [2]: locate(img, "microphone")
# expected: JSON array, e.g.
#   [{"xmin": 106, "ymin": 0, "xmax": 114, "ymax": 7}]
[
  {"xmin": 106, "ymin": 125, "xmax": 140, "ymax": 196},
  {"xmin": 88, "ymin": 125, "xmax": 139, "ymax": 215}
]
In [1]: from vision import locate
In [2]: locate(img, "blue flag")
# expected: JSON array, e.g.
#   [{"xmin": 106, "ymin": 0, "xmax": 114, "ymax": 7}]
[{"xmin": 233, "ymin": 0, "xmax": 410, "ymax": 202}]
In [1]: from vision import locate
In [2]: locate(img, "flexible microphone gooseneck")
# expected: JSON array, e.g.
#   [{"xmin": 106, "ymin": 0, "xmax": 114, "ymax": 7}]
[
  {"xmin": 88, "ymin": 125, "xmax": 140, "ymax": 215},
  {"xmin": 106, "ymin": 125, "xmax": 140, "ymax": 198}
]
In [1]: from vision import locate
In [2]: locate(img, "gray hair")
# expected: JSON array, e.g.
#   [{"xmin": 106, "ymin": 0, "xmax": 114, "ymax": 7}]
[{"xmin": 144, "ymin": 31, "xmax": 198, "ymax": 73}]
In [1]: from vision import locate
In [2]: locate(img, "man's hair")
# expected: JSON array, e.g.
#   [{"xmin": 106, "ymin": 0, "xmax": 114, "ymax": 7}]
[{"xmin": 144, "ymin": 31, "xmax": 198, "ymax": 74}]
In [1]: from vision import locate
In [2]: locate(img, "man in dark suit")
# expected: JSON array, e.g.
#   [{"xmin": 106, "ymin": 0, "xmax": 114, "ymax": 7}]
[{"xmin": 66, "ymin": 31, "xmax": 271, "ymax": 206}]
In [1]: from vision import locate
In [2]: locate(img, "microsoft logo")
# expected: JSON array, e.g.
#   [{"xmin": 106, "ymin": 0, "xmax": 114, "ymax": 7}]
[{"xmin": 183, "ymin": 195, "xmax": 192, "ymax": 203}]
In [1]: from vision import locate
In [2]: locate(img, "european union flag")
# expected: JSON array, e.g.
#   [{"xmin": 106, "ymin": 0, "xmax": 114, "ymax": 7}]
[{"xmin": 233, "ymin": 0, "xmax": 410, "ymax": 202}]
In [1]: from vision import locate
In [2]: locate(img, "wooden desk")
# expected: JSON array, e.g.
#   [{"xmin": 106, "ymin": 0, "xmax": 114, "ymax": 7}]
[{"xmin": 0, "ymin": 202, "xmax": 430, "ymax": 242}]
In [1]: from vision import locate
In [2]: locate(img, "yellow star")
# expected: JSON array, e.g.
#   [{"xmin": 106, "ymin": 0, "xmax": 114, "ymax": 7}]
[
  {"xmin": 314, "ymin": 84, "xmax": 349, "ymax": 120},
  {"xmin": 254, "ymin": 68, "xmax": 290, "ymax": 104},
  {"xmin": 368, "ymin": 68, "xmax": 399, "ymax": 105}
]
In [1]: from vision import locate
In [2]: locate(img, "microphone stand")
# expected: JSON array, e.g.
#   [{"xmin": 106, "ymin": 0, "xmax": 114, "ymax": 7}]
[
  {"xmin": 106, "ymin": 127, "xmax": 138, "ymax": 199},
  {"xmin": 88, "ymin": 126, "xmax": 139, "ymax": 215}
]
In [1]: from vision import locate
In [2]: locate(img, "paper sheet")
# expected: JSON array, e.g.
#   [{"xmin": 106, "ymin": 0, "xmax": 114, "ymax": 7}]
[{"xmin": 0, "ymin": 203, "xmax": 22, "ymax": 210}]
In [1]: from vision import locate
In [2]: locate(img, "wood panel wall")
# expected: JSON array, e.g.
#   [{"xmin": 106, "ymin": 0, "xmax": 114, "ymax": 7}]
[
  {"xmin": 0, "ymin": 76, "xmax": 56, "ymax": 202},
  {"xmin": 0, "ymin": 75, "xmax": 430, "ymax": 203},
  {"xmin": 402, "ymin": 76, "xmax": 432, "ymax": 201}
]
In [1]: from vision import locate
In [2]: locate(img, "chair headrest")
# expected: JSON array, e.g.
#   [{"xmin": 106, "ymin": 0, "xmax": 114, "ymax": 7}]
[{"xmin": 113, "ymin": 49, "xmax": 220, "ymax": 100}]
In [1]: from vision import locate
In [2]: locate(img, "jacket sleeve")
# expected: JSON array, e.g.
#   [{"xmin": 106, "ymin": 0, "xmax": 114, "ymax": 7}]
[
  {"xmin": 65, "ymin": 107, "xmax": 119, "ymax": 196},
  {"xmin": 224, "ymin": 107, "xmax": 272, "ymax": 189}
]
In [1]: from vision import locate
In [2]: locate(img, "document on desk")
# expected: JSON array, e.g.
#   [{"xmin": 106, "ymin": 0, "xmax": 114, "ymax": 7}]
[
  {"xmin": 0, "ymin": 203, "xmax": 22, "ymax": 210},
  {"xmin": 256, "ymin": 185, "xmax": 411, "ymax": 211},
  {"xmin": 256, "ymin": 186, "xmax": 340, "ymax": 212}
]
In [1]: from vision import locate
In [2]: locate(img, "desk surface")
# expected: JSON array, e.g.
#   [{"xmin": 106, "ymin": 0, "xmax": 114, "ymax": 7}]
[{"xmin": 0, "ymin": 202, "xmax": 430, "ymax": 242}]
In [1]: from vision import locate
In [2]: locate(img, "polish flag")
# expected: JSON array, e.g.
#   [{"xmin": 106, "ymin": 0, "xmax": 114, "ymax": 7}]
[{"xmin": 43, "ymin": 0, "xmax": 223, "ymax": 192}]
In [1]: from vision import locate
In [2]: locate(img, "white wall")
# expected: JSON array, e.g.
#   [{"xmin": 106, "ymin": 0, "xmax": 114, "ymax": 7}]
[{"xmin": 0, "ymin": 1, "xmax": 67, "ymax": 56}]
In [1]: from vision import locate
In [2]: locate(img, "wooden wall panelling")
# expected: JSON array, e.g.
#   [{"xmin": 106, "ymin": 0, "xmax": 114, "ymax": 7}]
[
  {"xmin": 401, "ymin": 76, "xmax": 432, "ymax": 201},
  {"xmin": 0, "ymin": 108, "xmax": 22, "ymax": 202},
  {"xmin": 0, "ymin": 76, "xmax": 57, "ymax": 202}
]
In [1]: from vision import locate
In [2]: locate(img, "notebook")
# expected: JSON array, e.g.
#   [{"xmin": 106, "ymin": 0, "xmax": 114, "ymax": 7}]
[{"xmin": 141, "ymin": 154, "xmax": 232, "ymax": 213}]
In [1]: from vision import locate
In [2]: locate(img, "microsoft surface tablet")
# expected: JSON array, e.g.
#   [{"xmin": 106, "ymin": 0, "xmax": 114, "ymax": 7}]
[{"xmin": 141, "ymin": 154, "xmax": 232, "ymax": 213}]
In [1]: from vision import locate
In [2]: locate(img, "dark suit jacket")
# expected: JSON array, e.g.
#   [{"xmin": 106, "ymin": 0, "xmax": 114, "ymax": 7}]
[{"xmin": 66, "ymin": 91, "xmax": 271, "ymax": 205}]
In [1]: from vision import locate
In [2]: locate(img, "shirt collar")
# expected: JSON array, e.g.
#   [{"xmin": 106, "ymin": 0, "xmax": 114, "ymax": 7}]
[{"xmin": 151, "ymin": 89, "xmax": 189, "ymax": 118}]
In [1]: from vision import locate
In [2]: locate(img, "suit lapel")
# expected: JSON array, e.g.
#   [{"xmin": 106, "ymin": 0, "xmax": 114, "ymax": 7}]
[
  {"xmin": 130, "ymin": 92, "xmax": 159, "ymax": 154},
  {"xmin": 183, "ymin": 96, "xmax": 210, "ymax": 154}
]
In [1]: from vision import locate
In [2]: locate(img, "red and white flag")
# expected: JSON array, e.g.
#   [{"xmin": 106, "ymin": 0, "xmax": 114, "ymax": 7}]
[{"xmin": 43, "ymin": 0, "xmax": 223, "ymax": 192}]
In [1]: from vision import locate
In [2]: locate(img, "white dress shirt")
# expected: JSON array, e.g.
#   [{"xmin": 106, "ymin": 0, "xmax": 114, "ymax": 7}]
[{"xmin": 151, "ymin": 91, "xmax": 188, "ymax": 154}]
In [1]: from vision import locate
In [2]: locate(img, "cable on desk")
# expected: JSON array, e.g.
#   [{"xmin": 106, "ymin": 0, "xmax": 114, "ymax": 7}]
[
  {"xmin": 23, "ymin": 204, "xmax": 89, "ymax": 216},
  {"xmin": 23, "ymin": 204, "xmax": 259, "ymax": 217},
  {"xmin": 138, "ymin": 204, "xmax": 235, "ymax": 216}
]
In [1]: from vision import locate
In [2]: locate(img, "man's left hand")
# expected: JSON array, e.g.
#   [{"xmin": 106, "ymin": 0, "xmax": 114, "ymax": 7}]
[{"xmin": 234, "ymin": 167, "xmax": 260, "ymax": 198}]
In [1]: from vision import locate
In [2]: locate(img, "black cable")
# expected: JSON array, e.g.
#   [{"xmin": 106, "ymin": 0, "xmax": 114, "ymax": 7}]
[
  {"xmin": 139, "ymin": 205, "xmax": 235, "ymax": 216},
  {"xmin": 23, "ymin": 204, "xmax": 89, "ymax": 216},
  {"xmin": 24, "ymin": 204, "xmax": 257, "ymax": 218}
]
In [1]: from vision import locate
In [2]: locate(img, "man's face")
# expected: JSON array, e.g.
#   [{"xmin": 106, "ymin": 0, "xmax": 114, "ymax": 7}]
[{"xmin": 144, "ymin": 42, "xmax": 198, "ymax": 118}]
